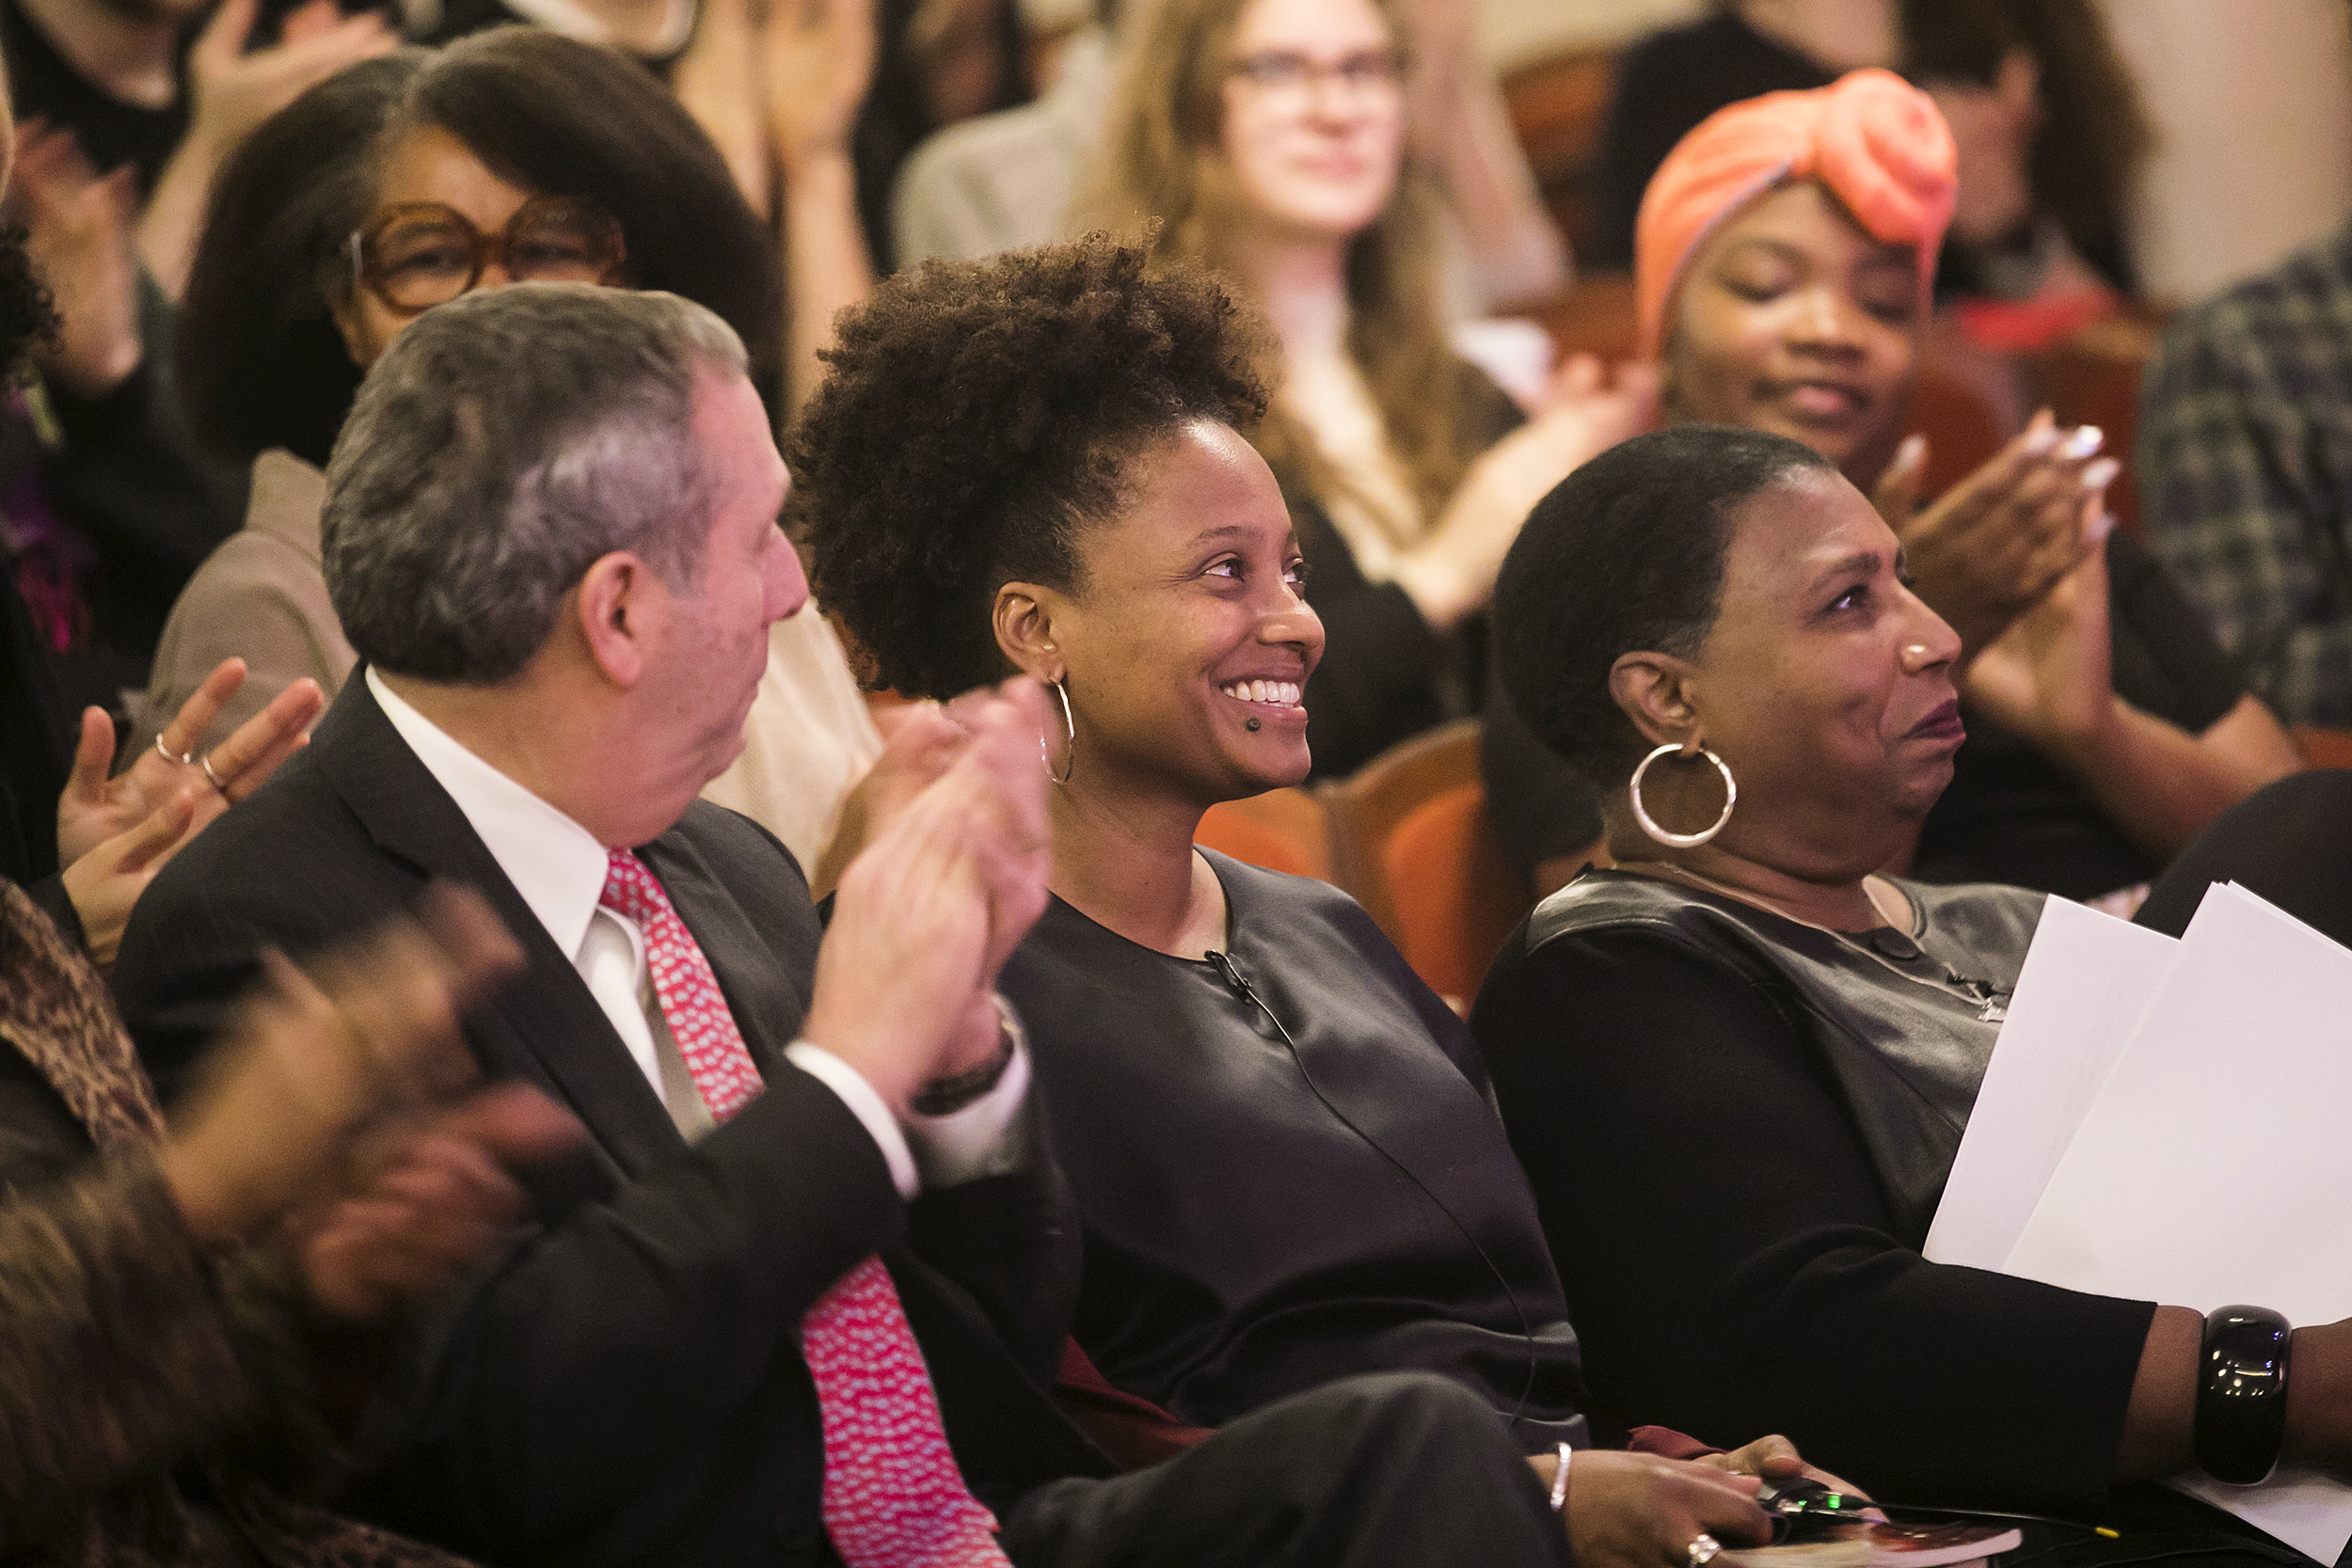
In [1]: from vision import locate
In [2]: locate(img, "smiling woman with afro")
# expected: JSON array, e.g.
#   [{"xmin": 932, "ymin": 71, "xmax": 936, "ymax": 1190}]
[{"xmin": 787, "ymin": 235, "xmax": 1638, "ymax": 1516}]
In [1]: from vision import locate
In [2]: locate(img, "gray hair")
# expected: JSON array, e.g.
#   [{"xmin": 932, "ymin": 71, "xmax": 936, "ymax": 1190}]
[{"xmin": 323, "ymin": 283, "xmax": 751, "ymax": 684}]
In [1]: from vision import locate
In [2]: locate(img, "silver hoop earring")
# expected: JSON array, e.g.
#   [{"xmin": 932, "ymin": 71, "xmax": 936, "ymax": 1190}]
[
  {"xmin": 1041, "ymin": 679, "xmax": 1075, "ymax": 785},
  {"xmin": 1629, "ymin": 742, "xmax": 1736, "ymax": 847}
]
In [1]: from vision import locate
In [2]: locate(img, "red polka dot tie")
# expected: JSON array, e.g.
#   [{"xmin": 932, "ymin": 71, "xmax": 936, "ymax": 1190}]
[{"xmin": 599, "ymin": 849, "xmax": 1011, "ymax": 1567}]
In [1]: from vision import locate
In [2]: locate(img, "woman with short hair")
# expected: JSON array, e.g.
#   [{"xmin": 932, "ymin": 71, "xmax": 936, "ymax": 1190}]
[{"xmin": 1473, "ymin": 420, "xmax": 2352, "ymax": 1533}]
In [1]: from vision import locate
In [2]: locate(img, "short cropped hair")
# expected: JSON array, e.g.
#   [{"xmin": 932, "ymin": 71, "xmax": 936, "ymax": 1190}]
[
  {"xmin": 177, "ymin": 28, "xmax": 781, "ymax": 467},
  {"xmin": 322, "ymin": 284, "xmax": 746, "ymax": 685},
  {"xmin": 789, "ymin": 235, "xmax": 1265, "ymax": 701},
  {"xmin": 1492, "ymin": 424, "xmax": 1834, "ymax": 785}
]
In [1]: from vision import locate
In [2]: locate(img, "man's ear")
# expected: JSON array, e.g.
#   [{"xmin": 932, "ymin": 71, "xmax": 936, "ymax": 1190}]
[
  {"xmin": 1608, "ymin": 651, "xmax": 1705, "ymax": 752},
  {"xmin": 993, "ymin": 582, "xmax": 1067, "ymax": 684},
  {"xmin": 574, "ymin": 552, "xmax": 657, "ymax": 687}
]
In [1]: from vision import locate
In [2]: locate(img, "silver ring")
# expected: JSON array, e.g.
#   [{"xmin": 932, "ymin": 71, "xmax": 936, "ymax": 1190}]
[
  {"xmin": 199, "ymin": 752, "xmax": 229, "ymax": 793},
  {"xmin": 154, "ymin": 733, "xmax": 193, "ymax": 767},
  {"xmin": 1688, "ymin": 1533, "xmax": 1722, "ymax": 1568}
]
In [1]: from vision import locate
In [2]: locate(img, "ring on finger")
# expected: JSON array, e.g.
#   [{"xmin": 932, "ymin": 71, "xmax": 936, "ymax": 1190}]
[
  {"xmin": 199, "ymin": 752, "xmax": 230, "ymax": 793},
  {"xmin": 154, "ymin": 734, "xmax": 194, "ymax": 767},
  {"xmin": 1688, "ymin": 1533, "xmax": 1722, "ymax": 1568}
]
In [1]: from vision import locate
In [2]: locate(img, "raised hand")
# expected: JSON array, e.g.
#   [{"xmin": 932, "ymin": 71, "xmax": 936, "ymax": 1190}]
[
  {"xmin": 57, "ymin": 786, "xmax": 200, "ymax": 965},
  {"xmin": 672, "ymin": 0, "xmax": 772, "ymax": 215},
  {"xmin": 57, "ymin": 658, "xmax": 322, "ymax": 866},
  {"xmin": 8, "ymin": 121, "xmax": 141, "ymax": 400},
  {"xmin": 1963, "ymin": 518, "xmax": 2115, "ymax": 752},
  {"xmin": 1872, "ymin": 412, "xmax": 2118, "ymax": 659},
  {"xmin": 182, "ymin": 0, "xmax": 397, "ymax": 170},
  {"xmin": 807, "ymin": 700, "xmax": 971, "ymax": 899},
  {"xmin": 157, "ymin": 886, "xmax": 526, "ymax": 1247},
  {"xmin": 140, "ymin": 0, "xmax": 396, "ymax": 294},
  {"xmin": 801, "ymin": 677, "xmax": 1051, "ymax": 1114},
  {"xmin": 1400, "ymin": 355, "xmax": 1660, "ymax": 632},
  {"xmin": 296, "ymin": 1082, "xmax": 582, "ymax": 1321},
  {"xmin": 762, "ymin": 0, "xmax": 879, "ymax": 176}
]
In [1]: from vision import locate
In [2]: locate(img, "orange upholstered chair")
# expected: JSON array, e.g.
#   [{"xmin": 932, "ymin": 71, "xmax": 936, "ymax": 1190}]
[
  {"xmin": 1195, "ymin": 788, "xmax": 1330, "ymax": 880},
  {"xmin": 1380, "ymin": 783, "xmax": 1534, "ymax": 1005},
  {"xmin": 2295, "ymin": 727, "xmax": 2352, "ymax": 771},
  {"xmin": 1327, "ymin": 721, "xmax": 1535, "ymax": 1003}
]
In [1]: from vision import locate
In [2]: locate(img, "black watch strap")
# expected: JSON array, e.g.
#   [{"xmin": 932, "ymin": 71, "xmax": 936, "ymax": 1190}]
[{"xmin": 2196, "ymin": 1305, "xmax": 2293, "ymax": 1485}]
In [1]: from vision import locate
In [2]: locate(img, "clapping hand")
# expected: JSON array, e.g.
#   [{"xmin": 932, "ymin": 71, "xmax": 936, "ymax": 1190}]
[
  {"xmin": 56, "ymin": 660, "xmax": 322, "ymax": 961},
  {"xmin": 1963, "ymin": 513, "xmax": 2115, "ymax": 753},
  {"xmin": 802, "ymin": 677, "xmax": 1052, "ymax": 1115},
  {"xmin": 8, "ymin": 120, "xmax": 141, "ymax": 401},
  {"xmin": 1871, "ymin": 411, "xmax": 2118, "ymax": 660},
  {"xmin": 762, "ymin": 0, "xmax": 879, "ymax": 175},
  {"xmin": 180, "ymin": 0, "xmax": 397, "ymax": 174},
  {"xmin": 1404, "ymin": 355, "xmax": 1659, "ymax": 631}
]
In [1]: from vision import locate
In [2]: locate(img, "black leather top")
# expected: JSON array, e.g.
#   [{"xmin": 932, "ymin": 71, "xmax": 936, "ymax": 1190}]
[{"xmin": 1525, "ymin": 870, "xmax": 2045, "ymax": 1244}]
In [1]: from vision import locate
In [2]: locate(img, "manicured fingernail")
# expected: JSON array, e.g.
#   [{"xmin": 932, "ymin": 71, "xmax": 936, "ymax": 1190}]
[
  {"xmin": 2058, "ymin": 425, "xmax": 2105, "ymax": 460},
  {"xmin": 2022, "ymin": 422, "xmax": 2059, "ymax": 455},
  {"xmin": 1897, "ymin": 433, "xmax": 1926, "ymax": 467},
  {"xmin": 2086, "ymin": 506, "xmax": 2116, "ymax": 544},
  {"xmin": 2081, "ymin": 456, "xmax": 2120, "ymax": 491}
]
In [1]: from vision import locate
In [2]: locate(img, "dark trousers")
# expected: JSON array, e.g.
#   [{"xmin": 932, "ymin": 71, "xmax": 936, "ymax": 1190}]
[
  {"xmin": 1003, "ymin": 1372, "xmax": 1571, "ymax": 1568},
  {"xmin": 2137, "ymin": 768, "xmax": 2352, "ymax": 945}
]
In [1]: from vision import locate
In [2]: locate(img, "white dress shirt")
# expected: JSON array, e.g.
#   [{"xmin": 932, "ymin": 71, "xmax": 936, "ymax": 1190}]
[{"xmin": 366, "ymin": 668, "xmax": 1026, "ymax": 1198}]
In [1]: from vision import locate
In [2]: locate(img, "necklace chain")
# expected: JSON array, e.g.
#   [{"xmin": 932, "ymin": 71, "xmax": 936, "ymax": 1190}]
[{"xmin": 1615, "ymin": 861, "xmax": 2010, "ymax": 1023}]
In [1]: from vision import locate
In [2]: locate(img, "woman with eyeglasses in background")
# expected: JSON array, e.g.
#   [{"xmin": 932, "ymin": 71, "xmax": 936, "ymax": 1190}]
[
  {"xmin": 1073, "ymin": 0, "xmax": 1654, "ymax": 780},
  {"xmin": 135, "ymin": 26, "xmax": 882, "ymax": 871}
]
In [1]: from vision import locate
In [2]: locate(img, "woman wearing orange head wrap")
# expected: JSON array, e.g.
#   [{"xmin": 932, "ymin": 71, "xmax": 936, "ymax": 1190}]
[{"xmin": 1484, "ymin": 70, "xmax": 2298, "ymax": 906}]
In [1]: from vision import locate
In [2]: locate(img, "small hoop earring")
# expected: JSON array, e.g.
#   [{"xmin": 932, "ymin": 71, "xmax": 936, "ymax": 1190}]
[
  {"xmin": 1629, "ymin": 742, "xmax": 1736, "ymax": 847},
  {"xmin": 1041, "ymin": 679, "xmax": 1075, "ymax": 785}
]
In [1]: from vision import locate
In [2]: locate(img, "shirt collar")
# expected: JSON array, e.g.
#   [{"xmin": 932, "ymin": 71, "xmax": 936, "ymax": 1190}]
[{"xmin": 366, "ymin": 667, "xmax": 613, "ymax": 959}]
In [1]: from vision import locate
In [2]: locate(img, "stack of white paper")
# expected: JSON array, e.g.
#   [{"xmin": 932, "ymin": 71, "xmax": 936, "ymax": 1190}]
[{"xmin": 1926, "ymin": 884, "xmax": 2352, "ymax": 1564}]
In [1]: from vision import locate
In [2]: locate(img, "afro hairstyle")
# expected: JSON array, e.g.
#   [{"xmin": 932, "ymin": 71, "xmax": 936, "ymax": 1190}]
[{"xmin": 788, "ymin": 234, "xmax": 1267, "ymax": 701}]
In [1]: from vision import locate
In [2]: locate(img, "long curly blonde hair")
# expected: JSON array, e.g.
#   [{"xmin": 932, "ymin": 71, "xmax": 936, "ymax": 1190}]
[{"xmin": 1072, "ymin": 0, "xmax": 1491, "ymax": 540}]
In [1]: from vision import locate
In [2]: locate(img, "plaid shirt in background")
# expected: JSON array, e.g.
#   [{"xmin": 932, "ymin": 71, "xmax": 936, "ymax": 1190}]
[{"xmin": 2139, "ymin": 217, "xmax": 2352, "ymax": 725}]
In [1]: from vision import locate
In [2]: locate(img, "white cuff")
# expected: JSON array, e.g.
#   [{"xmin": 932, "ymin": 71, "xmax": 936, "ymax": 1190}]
[
  {"xmin": 783, "ymin": 1004, "xmax": 1033, "ymax": 1201},
  {"xmin": 785, "ymin": 1042, "xmax": 920, "ymax": 1200},
  {"xmin": 905, "ymin": 1005, "xmax": 1031, "ymax": 1189}
]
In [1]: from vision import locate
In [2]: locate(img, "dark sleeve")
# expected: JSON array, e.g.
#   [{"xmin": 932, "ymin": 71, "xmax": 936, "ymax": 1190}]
[
  {"xmin": 1479, "ymin": 666, "xmax": 1604, "ymax": 876},
  {"xmin": 40, "ymin": 280, "xmax": 246, "ymax": 654},
  {"xmin": 907, "ymin": 1134, "xmax": 1082, "ymax": 1385},
  {"xmin": 1293, "ymin": 496, "xmax": 1447, "ymax": 780},
  {"xmin": 1470, "ymin": 927, "xmax": 2154, "ymax": 1513},
  {"xmin": 357, "ymin": 1065, "xmax": 911, "ymax": 1553},
  {"xmin": 2104, "ymin": 531, "xmax": 2251, "ymax": 734}
]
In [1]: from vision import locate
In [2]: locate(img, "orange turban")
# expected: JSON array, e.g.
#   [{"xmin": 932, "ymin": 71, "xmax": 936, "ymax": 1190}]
[{"xmin": 1633, "ymin": 68, "xmax": 1958, "ymax": 360}]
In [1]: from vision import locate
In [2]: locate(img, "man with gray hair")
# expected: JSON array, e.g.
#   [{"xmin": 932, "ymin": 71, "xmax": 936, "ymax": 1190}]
[{"xmin": 111, "ymin": 283, "xmax": 1581, "ymax": 1568}]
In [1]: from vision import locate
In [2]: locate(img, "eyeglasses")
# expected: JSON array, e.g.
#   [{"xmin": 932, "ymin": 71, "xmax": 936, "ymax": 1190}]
[
  {"xmin": 349, "ymin": 197, "xmax": 628, "ymax": 315},
  {"xmin": 1225, "ymin": 48, "xmax": 1404, "ymax": 106}
]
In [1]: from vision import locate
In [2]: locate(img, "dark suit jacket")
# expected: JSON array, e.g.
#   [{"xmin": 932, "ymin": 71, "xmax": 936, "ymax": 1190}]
[{"xmin": 112, "ymin": 676, "xmax": 1108, "ymax": 1568}]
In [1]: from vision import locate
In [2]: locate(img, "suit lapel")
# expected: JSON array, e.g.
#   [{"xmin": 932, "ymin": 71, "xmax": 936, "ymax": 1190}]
[{"xmin": 313, "ymin": 676, "xmax": 683, "ymax": 1175}]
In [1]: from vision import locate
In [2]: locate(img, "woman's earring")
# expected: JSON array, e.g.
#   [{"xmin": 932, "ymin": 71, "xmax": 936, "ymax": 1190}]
[
  {"xmin": 1629, "ymin": 741, "xmax": 1737, "ymax": 847},
  {"xmin": 1041, "ymin": 678, "xmax": 1075, "ymax": 785}
]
